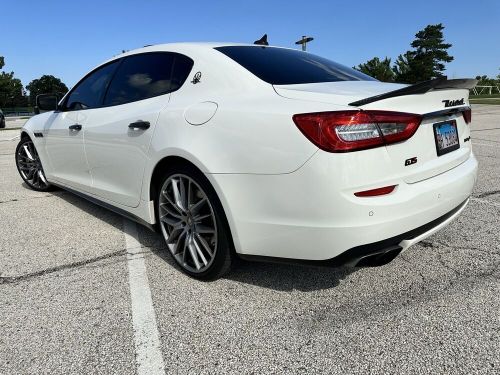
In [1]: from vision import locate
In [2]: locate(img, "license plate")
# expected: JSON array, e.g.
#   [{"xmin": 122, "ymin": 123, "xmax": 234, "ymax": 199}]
[{"xmin": 433, "ymin": 120, "xmax": 459, "ymax": 156}]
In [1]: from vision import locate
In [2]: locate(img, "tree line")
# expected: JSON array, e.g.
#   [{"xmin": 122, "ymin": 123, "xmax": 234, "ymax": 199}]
[
  {"xmin": 0, "ymin": 57, "xmax": 68, "ymax": 108},
  {"xmin": 355, "ymin": 23, "xmax": 499, "ymax": 87}
]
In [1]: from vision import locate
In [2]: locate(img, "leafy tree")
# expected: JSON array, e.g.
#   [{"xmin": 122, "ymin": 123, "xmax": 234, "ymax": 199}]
[
  {"xmin": 0, "ymin": 56, "xmax": 29, "ymax": 107},
  {"xmin": 475, "ymin": 75, "xmax": 494, "ymax": 85},
  {"xmin": 393, "ymin": 23, "xmax": 454, "ymax": 83},
  {"xmin": 26, "ymin": 75, "xmax": 68, "ymax": 105},
  {"xmin": 393, "ymin": 52, "xmax": 415, "ymax": 83},
  {"xmin": 355, "ymin": 57, "xmax": 394, "ymax": 82},
  {"xmin": 0, "ymin": 72, "xmax": 28, "ymax": 107}
]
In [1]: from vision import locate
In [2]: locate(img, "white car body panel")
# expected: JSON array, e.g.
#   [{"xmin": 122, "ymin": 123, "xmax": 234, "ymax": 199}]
[
  {"xmin": 211, "ymin": 148, "xmax": 477, "ymax": 259},
  {"xmin": 43, "ymin": 110, "xmax": 92, "ymax": 191},
  {"xmin": 274, "ymin": 81, "xmax": 406, "ymax": 105},
  {"xmin": 82, "ymin": 94, "xmax": 168, "ymax": 207},
  {"xmin": 21, "ymin": 42, "xmax": 478, "ymax": 264}
]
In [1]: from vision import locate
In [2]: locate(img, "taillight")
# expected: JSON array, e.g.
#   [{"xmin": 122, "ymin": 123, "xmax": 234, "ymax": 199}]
[
  {"xmin": 462, "ymin": 107, "xmax": 472, "ymax": 124},
  {"xmin": 293, "ymin": 110, "xmax": 422, "ymax": 152}
]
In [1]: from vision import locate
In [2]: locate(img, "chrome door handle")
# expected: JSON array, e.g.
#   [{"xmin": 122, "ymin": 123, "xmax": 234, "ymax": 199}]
[
  {"xmin": 128, "ymin": 120, "xmax": 150, "ymax": 130},
  {"xmin": 69, "ymin": 124, "xmax": 82, "ymax": 131}
]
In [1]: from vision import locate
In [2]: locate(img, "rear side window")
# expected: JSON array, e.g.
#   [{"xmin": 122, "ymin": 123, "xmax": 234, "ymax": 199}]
[
  {"xmin": 171, "ymin": 54, "xmax": 194, "ymax": 92},
  {"xmin": 215, "ymin": 46, "xmax": 376, "ymax": 85},
  {"xmin": 104, "ymin": 52, "xmax": 193, "ymax": 106},
  {"xmin": 65, "ymin": 61, "xmax": 119, "ymax": 110}
]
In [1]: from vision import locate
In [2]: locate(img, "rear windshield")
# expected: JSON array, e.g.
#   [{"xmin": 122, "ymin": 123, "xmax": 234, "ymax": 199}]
[{"xmin": 215, "ymin": 46, "xmax": 376, "ymax": 85}]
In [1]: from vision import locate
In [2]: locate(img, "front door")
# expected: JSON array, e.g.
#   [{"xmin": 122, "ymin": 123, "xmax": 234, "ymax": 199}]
[
  {"xmin": 43, "ymin": 110, "xmax": 90, "ymax": 191},
  {"xmin": 45, "ymin": 60, "xmax": 121, "ymax": 192}
]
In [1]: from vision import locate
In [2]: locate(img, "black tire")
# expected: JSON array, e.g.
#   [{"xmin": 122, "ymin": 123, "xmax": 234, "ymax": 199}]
[
  {"xmin": 156, "ymin": 164, "xmax": 233, "ymax": 280},
  {"xmin": 15, "ymin": 137, "xmax": 53, "ymax": 192},
  {"xmin": 0, "ymin": 117, "xmax": 5, "ymax": 128}
]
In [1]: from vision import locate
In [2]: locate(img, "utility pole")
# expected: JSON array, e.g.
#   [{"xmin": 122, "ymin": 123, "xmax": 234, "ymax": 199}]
[{"xmin": 295, "ymin": 35, "xmax": 314, "ymax": 51}]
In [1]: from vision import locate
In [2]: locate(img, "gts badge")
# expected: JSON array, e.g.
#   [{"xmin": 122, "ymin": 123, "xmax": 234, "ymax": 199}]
[
  {"xmin": 442, "ymin": 98, "xmax": 464, "ymax": 107},
  {"xmin": 405, "ymin": 157, "xmax": 417, "ymax": 166}
]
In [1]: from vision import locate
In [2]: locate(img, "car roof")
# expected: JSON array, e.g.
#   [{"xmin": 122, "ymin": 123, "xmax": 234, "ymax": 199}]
[{"xmin": 116, "ymin": 42, "xmax": 296, "ymax": 58}]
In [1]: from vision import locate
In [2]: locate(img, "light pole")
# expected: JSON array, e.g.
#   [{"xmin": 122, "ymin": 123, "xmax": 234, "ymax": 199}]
[{"xmin": 295, "ymin": 36, "xmax": 314, "ymax": 51}]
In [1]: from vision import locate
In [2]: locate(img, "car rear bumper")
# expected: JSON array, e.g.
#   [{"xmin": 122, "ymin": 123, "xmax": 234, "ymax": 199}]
[
  {"xmin": 238, "ymin": 197, "xmax": 469, "ymax": 267},
  {"xmin": 209, "ymin": 151, "xmax": 478, "ymax": 261}
]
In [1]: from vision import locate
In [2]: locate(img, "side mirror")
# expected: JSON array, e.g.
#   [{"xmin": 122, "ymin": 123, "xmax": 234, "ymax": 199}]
[{"xmin": 35, "ymin": 94, "xmax": 60, "ymax": 114}]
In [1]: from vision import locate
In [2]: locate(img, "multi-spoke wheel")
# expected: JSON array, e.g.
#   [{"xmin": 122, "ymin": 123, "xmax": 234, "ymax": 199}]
[
  {"xmin": 15, "ymin": 137, "xmax": 52, "ymax": 191},
  {"xmin": 158, "ymin": 168, "xmax": 232, "ymax": 279}
]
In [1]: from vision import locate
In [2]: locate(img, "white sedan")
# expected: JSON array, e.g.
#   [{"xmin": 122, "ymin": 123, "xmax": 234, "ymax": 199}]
[{"xmin": 16, "ymin": 43, "xmax": 478, "ymax": 279}]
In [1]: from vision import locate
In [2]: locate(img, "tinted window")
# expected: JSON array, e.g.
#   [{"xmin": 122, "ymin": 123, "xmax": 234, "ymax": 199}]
[
  {"xmin": 171, "ymin": 54, "xmax": 194, "ymax": 91},
  {"xmin": 104, "ymin": 53, "xmax": 191, "ymax": 106},
  {"xmin": 65, "ymin": 61, "xmax": 119, "ymax": 110},
  {"xmin": 215, "ymin": 46, "xmax": 376, "ymax": 85}
]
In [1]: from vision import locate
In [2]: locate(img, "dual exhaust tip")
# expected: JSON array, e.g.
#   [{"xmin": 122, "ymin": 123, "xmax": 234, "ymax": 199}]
[{"xmin": 355, "ymin": 246, "xmax": 403, "ymax": 267}]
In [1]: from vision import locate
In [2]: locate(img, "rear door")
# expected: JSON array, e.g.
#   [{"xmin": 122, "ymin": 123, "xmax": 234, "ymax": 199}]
[{"xmin": 83, "ymin": 52, "xmax": 193, "ymax": 207}]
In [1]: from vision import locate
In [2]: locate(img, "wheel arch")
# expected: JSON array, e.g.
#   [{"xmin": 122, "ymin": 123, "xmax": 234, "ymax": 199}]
[
  {"xmin": 149, "ymin": 155, "xmax": 201, "ymax": 206},
  {"xmin": 148, "ymin": 154, "xmax": 240, "ymax": 254},
  {"xmin": 20, "ymin": 130, "xmax": 31, "ymax": 140}
]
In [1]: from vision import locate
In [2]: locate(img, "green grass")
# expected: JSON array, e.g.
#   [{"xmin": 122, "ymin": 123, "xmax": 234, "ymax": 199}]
[
  {"xmin": 469, "ymin": 94, "xmax": 500, "ymax": 99},
  {"xmin": 469, "ymin": 99, "xmax": 500, "ymax": 105}
]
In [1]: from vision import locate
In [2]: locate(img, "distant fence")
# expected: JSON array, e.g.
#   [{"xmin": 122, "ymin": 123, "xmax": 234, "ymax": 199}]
[
  {"xmin": 471, "ymin": 85, "xmax": 500, "ymax": 96},
  {"xmin": 2, "ymin": 107, "xmax": 35, "ymax": 117}
]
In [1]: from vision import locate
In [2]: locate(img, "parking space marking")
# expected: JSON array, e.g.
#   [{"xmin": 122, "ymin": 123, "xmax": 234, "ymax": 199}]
[
  {"xmin": 124, "ymin": 219, "xmax": 166, "ymax": 375},
  {"xmin": 0, "ymin": 135, "xmax": 20, "ymax": 142}
]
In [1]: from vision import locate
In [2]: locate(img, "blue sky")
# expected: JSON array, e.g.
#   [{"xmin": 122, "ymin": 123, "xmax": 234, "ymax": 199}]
[{"xmin": 1, "ymin": 0, "xmax": 499, "ymax": 89}]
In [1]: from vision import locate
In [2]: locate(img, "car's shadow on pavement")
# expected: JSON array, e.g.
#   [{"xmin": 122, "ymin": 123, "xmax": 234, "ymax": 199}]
[
  {"xmin": 146, "ymin": 238, "xmax": 356, "ymax": 292},
  {"xmin": 224, "ymin": 261, "xmax": 356, "ymax": 292},
  {"xmin": 136, "ymin": 218, "xmax": 357, "ymax": 292},
  {"xmin": 53, "ymin": 189, "xmax": 356, "ymax": 292}
]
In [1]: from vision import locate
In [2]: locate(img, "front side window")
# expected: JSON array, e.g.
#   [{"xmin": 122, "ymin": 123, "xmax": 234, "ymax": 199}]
[
  {"xmin": 104, "ymin": 53, "xmax": 181, "ymax": 106},
  {"xmin": 65, "ymin": 61, "xmax": 119, "ymax": 110},
  {"xmin": 215, "ymin": 46, "xmax": 376, "ymax": 85}
]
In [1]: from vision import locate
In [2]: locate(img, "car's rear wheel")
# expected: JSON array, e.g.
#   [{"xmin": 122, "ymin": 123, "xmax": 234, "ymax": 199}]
[
  {"xmin": 15, "ymin": 137, "xmax": 52, "ymax": 191},
  {"xmin": 157, "ymin": 166, "xmax": 232, "ymax": 280},
  {"xmin": 0, "ymin": 117, "xmax": 5, "ymax": 128}
]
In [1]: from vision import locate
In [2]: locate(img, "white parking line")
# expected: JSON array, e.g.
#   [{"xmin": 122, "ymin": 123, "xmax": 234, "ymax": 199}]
[
  {"xmin": 123, "ymin": 219, "xmax": 166, "ymax": 375},
  {"xmin": 0, "ymin": 134, "xmax": 20, "ymax": 142},
  {"xmin": 471, "ymin": 197, "xmax": 500, "ymax": 208}
]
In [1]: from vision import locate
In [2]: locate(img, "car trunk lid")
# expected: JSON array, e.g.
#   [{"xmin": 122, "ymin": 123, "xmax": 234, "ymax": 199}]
[{"xmin": 278, "ymin": 79, "xmax": 475, "ymax": 184}]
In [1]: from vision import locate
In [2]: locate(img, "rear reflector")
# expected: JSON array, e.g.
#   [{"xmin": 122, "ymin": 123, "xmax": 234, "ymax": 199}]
[
  {"xmin": 354, "ymin": 185, "xmax": 397, "ymax": 197},
  {"xmin": 462, "ymin": 108, "xmax": 472, "ymax": 124},
  {"xmin": 293, "ymin": 110, "xmax": 422, "ymax": 152}
]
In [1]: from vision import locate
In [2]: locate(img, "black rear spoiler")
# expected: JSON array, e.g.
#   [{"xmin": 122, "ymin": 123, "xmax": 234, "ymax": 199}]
[{"xmin": 349, "ymin": 76, "xmax": 478, "ymax": 107}]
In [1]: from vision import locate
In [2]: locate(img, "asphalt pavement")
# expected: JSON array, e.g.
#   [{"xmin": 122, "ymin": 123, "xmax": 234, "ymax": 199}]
[
  {"xmin": 2, "ymin": 117, "xmax": 29, "ymax": 130},
  {"xmin": 0, "ymin": 105, "xmax": 499, "ymax": 374}
]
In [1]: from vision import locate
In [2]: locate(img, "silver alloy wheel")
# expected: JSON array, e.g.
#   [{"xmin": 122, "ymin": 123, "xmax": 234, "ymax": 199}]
[
  {"xmin": 16, "ymin": 140, "xmax": 49, "ymax": 189},
  {"xmin": 159, "ymin": 174, "xmax": 218, "ymax": 273}
]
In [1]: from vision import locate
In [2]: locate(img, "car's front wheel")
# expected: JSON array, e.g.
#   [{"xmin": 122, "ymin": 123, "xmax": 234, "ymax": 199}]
[
  {"xmin": 157, "ymin": 166, "xmax": 233, "ymax": 280},
  {"xmin": 0, "ymin": 117, "xmax": 5, "ymax": 128},
  {"xmin": 15, "ymin": 137, "xmax": 52, "ymax": 191}
]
